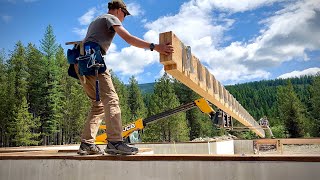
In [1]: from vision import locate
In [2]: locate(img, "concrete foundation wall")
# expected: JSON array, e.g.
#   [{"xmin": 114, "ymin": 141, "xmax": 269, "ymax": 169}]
[
  {"xmin": 133, "ymin": 140, "xmax": 253, "ymax": 155},
  {"xmin": 234, "ymin": 140, "xmax": 254, "ymax": 154},
  {"xmin": 133, "ymin": 140, "xmax": 234, "ymax": 155},
  {"xmin": 115, "ymin": 139, "xmax": 253, "ymax": 155},
  {"xmin": 215, "ymin": 140, "xmax": 234, "ymax": 154},
  {"xmin": 1, "ymin": 159, "xmax": 319, "ymax": 180}
]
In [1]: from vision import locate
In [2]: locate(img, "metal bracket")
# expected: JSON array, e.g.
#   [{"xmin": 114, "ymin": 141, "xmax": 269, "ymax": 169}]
[{"xmin": 181, "ymin": 43, "xmax": 193, "ymax": 73}]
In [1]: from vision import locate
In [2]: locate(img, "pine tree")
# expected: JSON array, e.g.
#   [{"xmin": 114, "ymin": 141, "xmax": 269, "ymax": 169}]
[
  {"xmin": 25, "ymin": 43, "xmax": 46, "ymax": 137},
  {"xmin": 54, "ymin": 45, "xmax": 91, "ymax": 144},
  {"xmin": 40, "ymin": 25, "xmax": 59, "ymax": 145},
  {"xmin": 40, "ymin": 25, "xmax": 58, "ymax": 60},
  {"xmin": 8, "ymin": 42, "xmax": 29, "ymax": 103},
  {"xmin": 127, "ymin": 76, "xmax": 147, "ymax": 121},
  {"xmin": 53, "ymin": 46, "xmax": 68, "ymax": 144},
  {"xmin": 62, "ymin": 78, "xmax": 90, "ymax": 144},
  {"xmin": 9, "ymin": 97, "xmax": 41, "ymax": 146},
  {"xmin": 143, "ymin": 73, "xmax": 189, "ymax": 142},
  {"xmin": 142, "ymin": 93, "xmax": 164, "ymax": 142},
  {"xmin": 173, "ymin": 80, "xmax": 217, "ymax": 140},
  {"xmin": 111, "ymin": 71, "xmax": 131, "ymax": 125},
  {"xmin": 271, "ymin": 124, "xmax": 287, "ymax": 138},
  {"xmin": 277, "ymin": 81, "xmax": 305, "ymax": 137},
  {"xmin": 310, "ymin": 73, "xmax": 320, "ymax": 136},
  {"xmin": 0, "ymin": 49, "xmax": 8, "ymax": 147},
  {"xmin": 6, "ymin": 42, "xmax": 30, "ymax": 146}
]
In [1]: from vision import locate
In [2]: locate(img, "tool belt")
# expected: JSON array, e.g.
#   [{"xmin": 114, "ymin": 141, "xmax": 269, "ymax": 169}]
[{"xmin": 67, "ymin": 41, "xmax": 106, "ymax": 79}]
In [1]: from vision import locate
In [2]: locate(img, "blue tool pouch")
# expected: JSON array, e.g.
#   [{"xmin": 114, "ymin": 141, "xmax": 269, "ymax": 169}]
[
  {"xmin": 77, "ymin": 50, "xmax": 106, "ymax": 76},
  {"xmin": 66, "ymin": 42, "xmax": 106, "ymax": 78},
  {"xmin": 67, "ymin": 45, "xmax": 81, "ymax": 79},
  {"xmin": 67, "ymin": 45, "xmax": 80, "ymax": 64}
]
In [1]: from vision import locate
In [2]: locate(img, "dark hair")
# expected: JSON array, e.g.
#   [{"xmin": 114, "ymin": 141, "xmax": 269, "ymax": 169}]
[{"xmin": 108, "ymin": 2, "xmax": 122, "ymax": 10}]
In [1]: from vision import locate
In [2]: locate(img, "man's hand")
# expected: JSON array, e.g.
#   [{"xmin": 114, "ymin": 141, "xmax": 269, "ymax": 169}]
[{"xmin": 155, "ymin": 43, "xmax": 174, "ymax": 56}]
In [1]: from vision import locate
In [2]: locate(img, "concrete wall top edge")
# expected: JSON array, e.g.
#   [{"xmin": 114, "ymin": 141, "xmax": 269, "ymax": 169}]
[{"xmin": 1, "ymin": 155, "xmax": 320, "ymax": 162}]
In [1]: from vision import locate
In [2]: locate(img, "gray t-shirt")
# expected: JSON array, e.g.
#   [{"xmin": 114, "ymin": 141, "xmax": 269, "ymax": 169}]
[{"xmin": 83, "ymin": 14, "xmax": 122, "ymax": 55}]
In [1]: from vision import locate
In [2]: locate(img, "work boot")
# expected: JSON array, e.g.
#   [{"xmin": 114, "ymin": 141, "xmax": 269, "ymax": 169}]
[
  {"xmin": 77, "ymin": 142, "xmax": 103, "ymax": 155},
  {"xmin": 105, "ymin": 141, "xmax": 139, "ymax": 155}
]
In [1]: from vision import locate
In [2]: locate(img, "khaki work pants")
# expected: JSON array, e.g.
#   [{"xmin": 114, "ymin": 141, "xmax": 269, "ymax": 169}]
[{"xmin": 75, "ymin": 64, "xmax": 123, "ymax": 144}]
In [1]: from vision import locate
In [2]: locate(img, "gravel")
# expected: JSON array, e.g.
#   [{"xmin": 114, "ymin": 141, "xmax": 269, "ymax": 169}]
[
  {"xmin": 192, "ymin": 134, "xmax": 237, "ymax": 142},
  {"xmin": 259, "ymin": 144, "xmax": 320, "ymax": 155}
]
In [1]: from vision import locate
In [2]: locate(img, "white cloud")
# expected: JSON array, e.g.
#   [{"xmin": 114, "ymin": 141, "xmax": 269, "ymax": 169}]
[
  {"xmin": 210, "ymin": 0, "xmax": 320, "ymax": 83},
  {"xmin": 72, "ymin": 28, "xmax": 87, "ymax": 38},
  {"xmin": 127, "ymin": 3, "xmax": 144, "ymax": 17},
  {"xmin": 73, "ymin": 0, "xmax": 320, "ymax": 84},
  {"xmin": 141, "ymin": 0, "xmax": 278, "ymax": 83},
  {"xmin": 278, "ymin": 67, "xmax": 320, "ymax": 79},
  {"xmin": 72, "ymin": 2, "xmax": 152, "ymax": 80},
  {"xmin": 102, "ymin": 0, "xmax": 281, "ymax": 82},
  {"xmin": 243, "ymin": 0, "xmax": 320, "ymax": 65},
  {"xmin": 78, "ymin": 8, "xmax": 97, "ymax": 26},
  {"xmin": 106, "ymin": 44, "xmax": 158, "ymax": 76},
  {"xmin": 141, "ymin": 0, "xmax": 320, "ymax": 83},
  {"xmin": 1, "ymin": 15, "xmax": 12, "ymax": 23},
  {"xmin": 76, "ymin": 2, "xmax": 144, "ymax": 27},
  {"xmin": 204, "ymin": 0, "xmax": 284, "ymax": 13},
  {"xmin": 155, "ymin": 68, "xmax": 165, "ymax": 80},
  {"xmin": 74, "ymin": 2, "xmax": 144, "ymax": 36}
]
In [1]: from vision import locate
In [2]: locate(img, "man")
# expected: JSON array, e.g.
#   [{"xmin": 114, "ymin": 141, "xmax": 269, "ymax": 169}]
[
  {"xmin": 77, "ymin": 0, "xmax": 174, "ymax": 155},
  {"xmin": 259, "ymin": 116, "xmax": 275, "ymax": 138}
]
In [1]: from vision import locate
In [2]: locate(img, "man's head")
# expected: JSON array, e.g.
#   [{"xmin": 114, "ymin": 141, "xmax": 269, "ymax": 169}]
[{"xmin": 108, "ymin": 0, "xmax": 131, "ymax": 17}]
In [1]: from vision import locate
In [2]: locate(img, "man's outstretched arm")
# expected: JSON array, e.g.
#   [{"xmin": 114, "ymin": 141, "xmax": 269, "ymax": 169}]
[{"xmin": 113, "ymin": 25, "xmax": 174, "ymax": 55}]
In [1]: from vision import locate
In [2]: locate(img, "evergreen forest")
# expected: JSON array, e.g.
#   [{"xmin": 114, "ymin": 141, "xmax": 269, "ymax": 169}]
[{"xmin": 0, "ymin": 25, "xmax": 319, "ymax": 147}]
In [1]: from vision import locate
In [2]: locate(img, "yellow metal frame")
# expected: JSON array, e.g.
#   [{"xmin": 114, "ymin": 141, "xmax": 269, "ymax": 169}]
[
  {"xmin": 194, "ymin": 98, "xmax": 215, "ymax": 114},
  {"xmin": 95, "ymin": 118, "xmax": 144, "ymax": 144},
  {"xmin": 95, "ymin": 98, "xmax": 215, "ymax": 144}
]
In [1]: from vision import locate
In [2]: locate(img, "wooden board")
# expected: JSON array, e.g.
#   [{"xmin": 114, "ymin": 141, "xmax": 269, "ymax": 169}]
[{"xmin": 159, "ymin": 31, "xmax": 265, "ymax": 138}]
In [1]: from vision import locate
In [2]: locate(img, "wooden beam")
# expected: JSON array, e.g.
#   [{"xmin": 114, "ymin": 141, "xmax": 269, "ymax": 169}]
[
  {"xmin": 159, "ymin": 31, "xmax": 265, "ymax": 138},
  {"xmin": 65, "ymin": 40, "xmax": 84, "ymax": 55},
  {"xmin": 255, "ymin": 139, "xmax": 279, "ymax": 145}
]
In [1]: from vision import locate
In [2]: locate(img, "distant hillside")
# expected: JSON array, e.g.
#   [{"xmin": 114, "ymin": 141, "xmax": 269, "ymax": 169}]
[
  {"xmin": 225, "ymin": 76, "xmax": 313, "ymax": 120},
  {"xmin": 138, "ymin": 76, "xmax": 314, "ymax": 120},
  {"xmin": 138, "ymin": 82, "xmax": 155, "ymax": 94}
]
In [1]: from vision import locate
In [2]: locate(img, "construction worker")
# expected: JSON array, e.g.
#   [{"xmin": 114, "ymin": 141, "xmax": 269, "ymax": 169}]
[
  {"xmin": 259, "ymin": 116, "xmax": 275, "ymax": 139},
  {"xmin": 76, "ymin": 0, "xmax": 174, "ymax": 155}
]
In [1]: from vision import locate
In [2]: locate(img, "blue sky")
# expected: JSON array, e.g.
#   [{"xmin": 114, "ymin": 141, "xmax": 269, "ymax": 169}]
[{"xmin": 0, "ymin": 0, "xmax": 319, "ymax": 85}]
